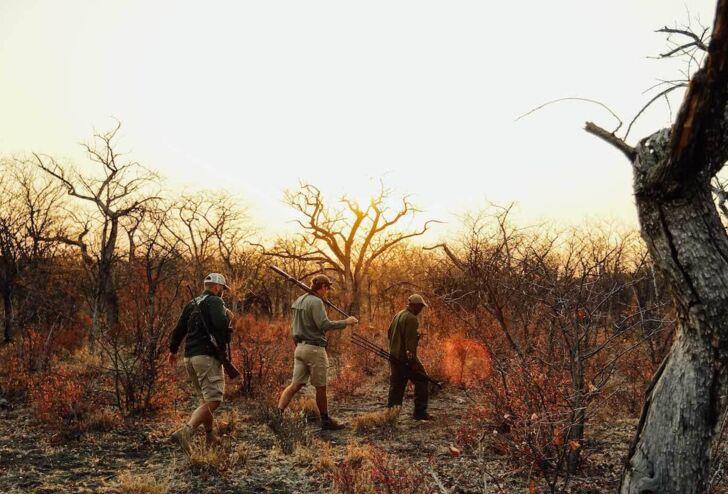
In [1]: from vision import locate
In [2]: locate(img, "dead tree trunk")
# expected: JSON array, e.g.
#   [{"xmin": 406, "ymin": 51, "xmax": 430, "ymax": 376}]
[{"xmin": 586, "ymin": 3, "xmax": 728, "ymax": 491}]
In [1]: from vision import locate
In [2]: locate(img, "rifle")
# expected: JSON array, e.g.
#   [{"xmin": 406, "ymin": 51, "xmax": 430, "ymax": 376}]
[
  {"xmin": 186, "ymin": 286, "xmax": 241, "ymax": 380},
  {"xmin": 270, "ymin": 265, "xmax": 442, "ymax": 388}
]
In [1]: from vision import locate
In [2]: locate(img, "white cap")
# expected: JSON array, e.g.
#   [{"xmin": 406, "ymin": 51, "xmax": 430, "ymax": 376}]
[{"xmin": 203, "ymin": 273, "xmax": 230, "ymax": 289}]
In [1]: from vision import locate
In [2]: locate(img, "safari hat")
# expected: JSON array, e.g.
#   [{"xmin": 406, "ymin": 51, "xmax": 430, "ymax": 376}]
[{"xmin": 203, "ymin": 273, "xmax": 230, "ymax": 290}]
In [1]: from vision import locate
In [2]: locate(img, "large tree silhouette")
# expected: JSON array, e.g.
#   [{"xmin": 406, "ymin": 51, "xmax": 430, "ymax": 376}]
[{"xmin": 586, "ymin": 2, "xmax": 728, "ymax": 491}]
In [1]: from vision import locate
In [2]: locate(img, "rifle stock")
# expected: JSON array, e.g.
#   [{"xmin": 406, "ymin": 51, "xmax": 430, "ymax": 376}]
[{"xmin": 186, "ymin": 286, "xmax": 241, "ymax": 380}]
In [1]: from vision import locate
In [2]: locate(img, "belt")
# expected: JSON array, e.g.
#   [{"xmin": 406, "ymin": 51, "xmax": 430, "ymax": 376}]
[{"xmin": 295, "ymin": 340, "xmax": 326, "ymax": 347}]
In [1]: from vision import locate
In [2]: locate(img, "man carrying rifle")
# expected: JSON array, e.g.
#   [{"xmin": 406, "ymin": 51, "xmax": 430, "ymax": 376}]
[
  {"xmin": 168, "ymin": 273, "xmax": 233, "ymax": 455},
  {"xmin": 387, "ymin": 294, "xmax": 433, "ymax": 421},
  {"xmin": 275, "ymin": 274, "xmax": 358, "ymax": 431}
]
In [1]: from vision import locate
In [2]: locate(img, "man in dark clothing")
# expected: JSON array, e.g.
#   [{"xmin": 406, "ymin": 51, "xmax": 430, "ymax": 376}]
[
  {"xmin": 168, "ymin": 273, "xmax": 233, "ymax": 455},
  {"xmin": 387, "ymin": 293, "xmax": 432, "ymax": 420}
]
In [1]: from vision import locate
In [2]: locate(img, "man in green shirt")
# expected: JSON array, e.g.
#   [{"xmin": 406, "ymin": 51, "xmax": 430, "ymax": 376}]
[
  {"xmin": 168, "ymin": 273, "xmax": 234, "ymax": 455},
  {"xmin": 275, "ymin": 274, "xmax": 358, "ymax": 430},
  {"xmin": 387, "ymin": 294, "xmax": 432, "ymax": 420}
]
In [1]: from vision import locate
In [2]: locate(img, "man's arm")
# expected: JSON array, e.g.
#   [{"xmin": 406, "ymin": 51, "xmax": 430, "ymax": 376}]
[
  {"xmin": 169, "ymin": 303, "xmax": 192, "ymax": 354},
  {"xmin": 311, "ymin": 298, "xmax": 348, "ymax": 332}
]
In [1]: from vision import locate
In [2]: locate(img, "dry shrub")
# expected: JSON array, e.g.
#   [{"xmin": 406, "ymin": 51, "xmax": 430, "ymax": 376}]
[
  {"xmin": 352, "ymin": 407, "xmax": 400, "ymax": 433},
  {"xmin": 257, "ymin": 404, "xmax": 313, "ymax": 455},
  {"xmin": 330, "ymin": 363, "xmax": 367, "ymax": 399},
  {"xmin": 294, "ymin": 438, "xmax": 334, "ymax": 471},
  {"xmin": 289, "ymin": 396, "xmax": 320, "ymax": 420},
  {"xmin": 231, "ymin": 442, "xmax": 251, "ymax": 467},
  {"xmin": 330, "ymin": 443, "xmax": 430, "ymax": 494},
  {"xmin": 84, "ymin": 408, "xmax": 121, "ymax": 433},
  {"xmin": 215, "ymin": 408, "xmax": 243, "ymax": 437},
  {"xmin": 330, "ymin": 443, "xmax": 373, "ymax": 494},
  {"xmin": 230, "ymin": 315, "xmax": 290, "ymax": 397},
  {"xmin": 0, "ymin": 341, "xmax": 27, "ymax": 399},
  {"xmin": 28, "ymin": 347, "xmax": 104, "ymax": 436},
  {"xmin": 453, "ymin": 360, "xmax": 582, "ymax": 491},
  {"xmin": 189, "ymin": 444, "xmax": 228, "ymax": 474},
  {"xmin": 442, "ymin": 335, "xmax": 491, "ymax": 388},
  {"xmin": 115, "ymin": 470, "xmax": 170, "ymax": 494}
]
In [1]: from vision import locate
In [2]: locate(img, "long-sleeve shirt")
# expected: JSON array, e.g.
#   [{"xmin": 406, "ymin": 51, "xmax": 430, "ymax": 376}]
[
  {"xmin": 388, "ymin": 309, "xmax": 420, "ymax": 363},
  {"xmin": 169, "ymin": 290, "xmax": 231, "ymax": 358},
  {"xmin": 291, "ymin": 293, "xmax": 347, "ymax": 346}
]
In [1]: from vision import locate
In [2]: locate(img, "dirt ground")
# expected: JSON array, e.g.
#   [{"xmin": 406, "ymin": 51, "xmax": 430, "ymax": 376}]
[{"xmin": 0, "ymin": 380, "xmax": 654, "ymax": 494}]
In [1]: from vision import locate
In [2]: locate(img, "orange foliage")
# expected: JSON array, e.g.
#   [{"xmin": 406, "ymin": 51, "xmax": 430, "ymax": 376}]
[
  {"xmin": 228, "ymin": 314, "xmax": 291, "ymax": 398},
  {"xmin": 442, "ymin": 335, "xmax": 491, "ymax": 388},
  {"xmin": 329, "ymin": 364, "xmax": 366, "ymax": 399},
  {"xmin": 28, "ymin": 349, "xmax": 104, "ymax": 435}
]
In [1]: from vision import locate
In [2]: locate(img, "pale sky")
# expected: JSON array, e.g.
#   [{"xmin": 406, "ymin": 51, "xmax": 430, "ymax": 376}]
[{"xmin": 0, "ymin": 0, "xmax": 718, "ymax": 238}]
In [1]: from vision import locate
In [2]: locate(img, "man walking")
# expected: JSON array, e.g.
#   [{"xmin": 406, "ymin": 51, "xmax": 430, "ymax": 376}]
[
  {"xmin": 168, "ymin": 273, "xmax": 234, "ymax": 455},
  {"xmin": 275, "ymin": 274, "xmax": 358, "ymax": 430},
  {"xmin": 387, "ymin": 294, "xmax": 433, "ymax": 420}
]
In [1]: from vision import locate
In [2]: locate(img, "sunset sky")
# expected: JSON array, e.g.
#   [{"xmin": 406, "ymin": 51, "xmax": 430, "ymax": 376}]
[{"xmin": 0, "ymin": 0, "xmax": 717, "ymax": 237}]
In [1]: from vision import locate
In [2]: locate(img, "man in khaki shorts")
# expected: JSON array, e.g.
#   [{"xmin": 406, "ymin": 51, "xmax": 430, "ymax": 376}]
[
  {"xmin": 275, "ymin": 274, "xmax": 358, "ymax": 430},
  {"xmin": 168, "ymin": 273, "xmax": 234, "ymax": 455}
]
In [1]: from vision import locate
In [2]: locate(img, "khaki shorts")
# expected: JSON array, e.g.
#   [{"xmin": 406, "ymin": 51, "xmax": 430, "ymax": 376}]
[
  {"xmin": 184, "ymin": 355, "xmax": 225, "ymax": 402},
  {"xmin": 292, "ymin": 343, "xmax": 329, "ymax": 387}
]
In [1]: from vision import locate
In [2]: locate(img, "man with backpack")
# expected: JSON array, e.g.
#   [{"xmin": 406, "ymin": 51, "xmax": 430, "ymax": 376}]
[{"xmin": 168, "ymin": 273, "xmax": 233, "ymax": 455}]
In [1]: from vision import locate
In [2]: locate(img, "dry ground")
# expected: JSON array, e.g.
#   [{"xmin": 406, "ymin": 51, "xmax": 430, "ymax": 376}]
[{"xmin": 0, "ymin": 380, "xmax": 648, "ymax": 494}]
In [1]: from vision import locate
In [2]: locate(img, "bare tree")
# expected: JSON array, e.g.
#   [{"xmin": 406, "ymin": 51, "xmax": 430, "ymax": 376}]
[
  {"xmin": 31, "ymin": 123, "xmax": 160, "ymax": 338},
  {"xmin": 430, "ymin": 214, "xmax": 670, "ymax": 491},
  {"xmin": 269, "ymin": 181, "xmax": 438, "ymax": 314},
  {"xmin": 584, "ymin": 3, "xmax": 728, "ymax": 491},
  {"xmin": 0, "ymin": 161, "xmax": 65, "ymax": 342},
  {"xmin": 166, "ymin": 191, "xmax": 253, "ymax": 291}
]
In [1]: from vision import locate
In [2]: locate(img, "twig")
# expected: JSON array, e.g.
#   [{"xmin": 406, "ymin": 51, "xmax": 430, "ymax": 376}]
[
  {"xmin": 428, "ymin": 465, "xmax": 450, "ymax": 494},
  {"xmin": 516, "ymin": 97, "xmax": 624, "ymax": 134},
  {"xmin": 623, "ymin": 83, "xmax": 688, "ymax": 141}
]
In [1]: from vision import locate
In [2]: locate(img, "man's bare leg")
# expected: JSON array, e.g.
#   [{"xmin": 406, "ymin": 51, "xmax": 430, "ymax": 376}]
[
  {"xmin": 315, "ymin": 385, "xmax": 328, "ymax": 415},
  {"xmin": 188, "ymin": 400, "xmax": 220, "ymax": 430},
  {"xmin": 278, "ymin": 383, "xmax": 305, "ymax": 411}
]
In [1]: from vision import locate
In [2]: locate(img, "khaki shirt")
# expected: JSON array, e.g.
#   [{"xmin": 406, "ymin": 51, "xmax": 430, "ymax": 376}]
[{"xmin": 291, "ymin": 294, "xmax": 347, "ymax": 346}]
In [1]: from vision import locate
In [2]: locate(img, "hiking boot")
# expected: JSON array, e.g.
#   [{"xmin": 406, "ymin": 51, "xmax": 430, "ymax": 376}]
[
  {"xmin": 321, "ymin": 415, "xmax": 347, "ymax": 431},
  {"xmin": 171, "ymin": 425, "xmax": 193, "ymax": 456},
  {"xmin": 205, "ymin": 429, "xmax": 220, "ymax": 449},
  {"xmin": 413, "ymin": 412, "xmax": 435, "ymax": 421}
]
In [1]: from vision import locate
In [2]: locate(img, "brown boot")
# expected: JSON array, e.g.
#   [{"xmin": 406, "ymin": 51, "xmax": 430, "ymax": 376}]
[
  {"xmin": 321, "ymin": 415, "xmax": 346, "ymax": 431},
  {"xmin": 413, "ymin": 412, "xmax": 435, "ymax": 421},
  {"xmin": 171, "ymin": 425, "xmax": 193, "ymax": 456}
]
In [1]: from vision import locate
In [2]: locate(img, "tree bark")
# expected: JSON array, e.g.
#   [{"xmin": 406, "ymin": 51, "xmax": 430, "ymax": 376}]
[
  {"xmin": 620, "ymin": 183, "xmax": 728, "ymax": 493},
  {"xmin": 581, "ymin": 3, "xmax": 728, "ymax": 491}
]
